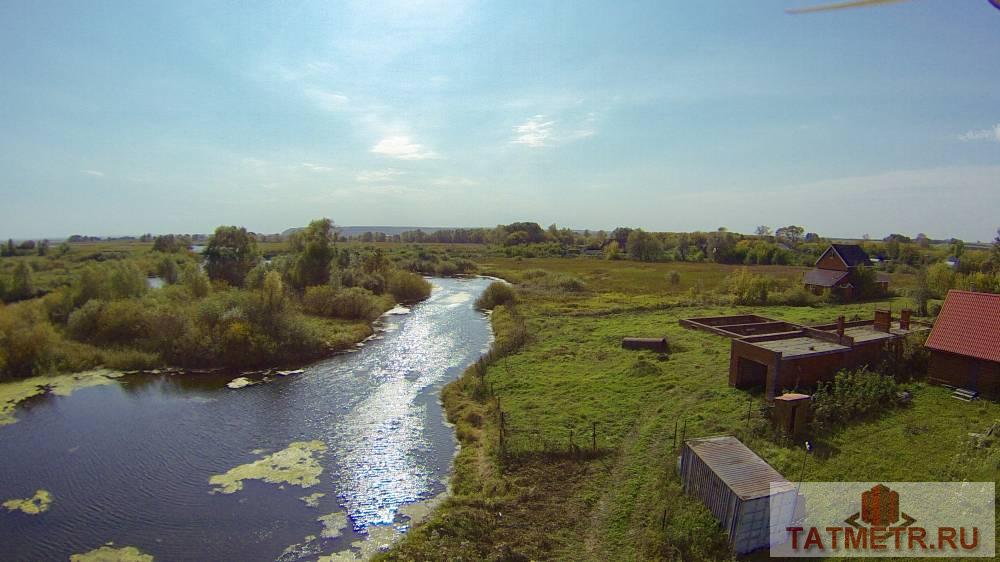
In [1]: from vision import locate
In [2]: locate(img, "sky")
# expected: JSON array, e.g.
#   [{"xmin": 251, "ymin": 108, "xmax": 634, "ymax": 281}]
[{"xmin": 1, "ymin": 0, "xmax": 998, "ymax": 241}]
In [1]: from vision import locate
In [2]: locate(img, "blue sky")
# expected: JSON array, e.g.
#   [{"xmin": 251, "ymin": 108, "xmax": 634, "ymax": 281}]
[{"xmin": 1, "ymin": 0, "xmax": 998, "ymax": 241}]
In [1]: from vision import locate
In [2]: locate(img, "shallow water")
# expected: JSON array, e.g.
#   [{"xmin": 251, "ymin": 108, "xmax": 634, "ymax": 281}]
[{"xmin": 0, "ymin": 277, "xmax": 493, "ymax": 561}]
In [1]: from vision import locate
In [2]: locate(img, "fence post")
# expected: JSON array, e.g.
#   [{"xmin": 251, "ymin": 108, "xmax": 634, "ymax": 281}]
[
  {"xmin": 499, "ymin": 411, "xmax": 506, "ymax": 456},
  {"xmin": 592, "ymin": 421, "xmax": 597, "ymax": 453},
  {"xmin": 672, "ymin": 419, "xmax": 678, "ymax": 451},
  {"xmin": 746, "ymin": 394, "xmax": 753, "ymax": 430},
  {"xmin": 681, "ymin": 419, "xmax": 687, "ymax": 445}
]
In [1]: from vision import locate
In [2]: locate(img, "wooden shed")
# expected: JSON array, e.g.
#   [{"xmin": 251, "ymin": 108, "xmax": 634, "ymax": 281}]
[
  {"xmin": 680, "ymin": 436, "xmax": 799, "ymax": 554},
  {"xmin": 925, "ymin": 290, "xmax": 1000, "ymax": 397}
]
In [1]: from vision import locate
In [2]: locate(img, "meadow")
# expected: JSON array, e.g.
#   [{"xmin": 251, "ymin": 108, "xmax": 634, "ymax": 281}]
[{"xmin": 383, "ymin": 256, "xmax": 997, "ymax": 561}]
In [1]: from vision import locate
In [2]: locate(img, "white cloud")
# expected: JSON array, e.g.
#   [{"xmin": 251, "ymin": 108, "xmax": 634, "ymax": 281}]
[
  {"xmin": 430, "ymin": 176, "xmax": 478, "ymax": 187},
  {"xmin": 511, "ymin": 115, "xmax": 555, "ymax": 147},
  {"xmin": 304, "ymin": 88, "xmax": 350, "ymax": 111},
  {"xmin": 511, "ymin": 111, "xmax": 599, "ymax": 147},
  {"xmin": 958, "ymin": 124, "xmax": 1000, "ymax": 143},
  {"xmin": 300, "ymin": 162, "xmax": 334, "ymax": 172},
  {"xmin": 356, "ymin": 168, "xmax": 403, "ymax": 182},
  {"xmin": 370, "ymin": 135, "xmax": 439, "ymax": 160},
  {"xmin": 81, "ymin": 169, "xmax": 105, "ymax": 177}
]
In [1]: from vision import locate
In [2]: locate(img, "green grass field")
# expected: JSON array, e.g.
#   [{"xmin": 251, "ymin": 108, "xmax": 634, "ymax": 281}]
[{"xmin": 384, "ymin": 257, "xmax": 997, "ymax": 561}]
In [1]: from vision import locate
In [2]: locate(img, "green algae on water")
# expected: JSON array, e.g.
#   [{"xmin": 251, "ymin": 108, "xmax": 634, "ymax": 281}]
[
  {"xmin": 69, "ymin": 545, "xmax": 154, "ymax": 562},
  {"xmin": 2, "ymin": 489, "xmax": 52, "ymax": 514},
  {"xmin": 300, "ymin": 492, "xmax": 325, "ymax": 508},
  {"xmin": 0, "ymin": 369, "xmax": 123, "ymax": 426},
  {"xmin": 209, "ymin": 440, "xmax": 326, "ymax": 494},
  {"xmin": 317, "ymin": 511, "xmax": 349, "ymax": 539}
]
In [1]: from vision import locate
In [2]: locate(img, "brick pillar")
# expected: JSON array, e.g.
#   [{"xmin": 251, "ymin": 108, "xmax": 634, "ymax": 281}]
[{"xmin": 900, "ymin": 309, "xmax": 911, "ymax": 331}]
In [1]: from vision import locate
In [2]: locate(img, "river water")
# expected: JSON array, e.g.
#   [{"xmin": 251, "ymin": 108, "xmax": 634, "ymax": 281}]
[{"xmin": 0, "ymin": 277, "xmax": 493, "ymax": 561}]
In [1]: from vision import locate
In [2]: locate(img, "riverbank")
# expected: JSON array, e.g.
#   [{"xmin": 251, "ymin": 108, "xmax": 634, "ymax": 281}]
[
  {"xmin": 1, "ymin": 277, "xmax": 494, "ymax": 561},
  {"xmin": 381, "ymin": 259, "xmax": 999, "ymax": 560}
]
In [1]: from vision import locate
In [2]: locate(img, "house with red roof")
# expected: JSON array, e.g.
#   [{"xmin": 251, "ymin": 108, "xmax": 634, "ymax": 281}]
[{"xmin": 925, "ymin": 290, "xmax": 1000, "ymax": 396}]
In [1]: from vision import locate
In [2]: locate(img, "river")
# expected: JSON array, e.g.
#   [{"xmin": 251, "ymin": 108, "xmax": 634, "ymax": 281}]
[{"xmin": 0, "ymin": 277, "xmax": 494, "ymax": 561}]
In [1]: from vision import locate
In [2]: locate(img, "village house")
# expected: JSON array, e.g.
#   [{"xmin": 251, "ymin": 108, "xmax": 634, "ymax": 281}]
[
  {"xmin": 925, "ymin": 290, "xmax": 1000, "ymax": 398},
  {"xmin": 803, "ymin": 243, "xmax": 889, "ymax": 300}
]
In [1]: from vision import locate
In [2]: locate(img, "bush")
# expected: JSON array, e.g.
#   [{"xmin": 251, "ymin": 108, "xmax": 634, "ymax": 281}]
[
  {"xmin": 769, "ymin": 286, "xmax": 818, "ymax": 307},
  {"xmin": 387, "ymin": 271, "xmax": 432, "ymax": 303},
  {"xmin": 810, "ymin": 367, "xmax": 899, "ymax": 433},
  {"xmin": 546, "ymin": 273, "xmax": 586, "ymax": 292},
  {"xmin": 668, "ymin": 270, "xmax": 681, "ymax": 286},
  {"xmin": 435, "ymin": 261, "xmax": 459, "ymax": 276},
  {"xmin": 725, "ymin": 268, "xmax": 770, "ymax": 305},
  {"xmin": 302, "ymin": 285, "xmax": 339, "ymax": 317},
  {"xmin": 67, "ymin": 299, "xmax": 151, "ymax": 347},
  {"xmin": 329, "ymin": 287, "xmax": 384, "ymax": 321},
  {"xmin": 0, "ymin": 302, "xmax": 58, "ymax": 378},
  {"xmin": 475, "ymin": 282, "xmax": 515, "ymax": 310}
]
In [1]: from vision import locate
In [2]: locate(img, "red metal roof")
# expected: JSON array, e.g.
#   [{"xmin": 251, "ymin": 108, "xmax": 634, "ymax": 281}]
[{"xmin": 925, "ymin": 290, "xmax": 1000, "ymax": 363}]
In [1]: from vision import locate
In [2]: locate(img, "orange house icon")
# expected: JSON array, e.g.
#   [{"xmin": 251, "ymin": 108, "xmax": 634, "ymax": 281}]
[{"xmin": 861, "ymin": 484, "xmax": 899, "ymax": 527}]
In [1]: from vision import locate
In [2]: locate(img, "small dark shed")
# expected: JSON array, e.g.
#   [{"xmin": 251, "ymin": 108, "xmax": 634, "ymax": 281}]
[
  {"xmin": 621, "ymin": 337, "xmax": 668, "ymax": 352},
  {"xmin": 680, "ymin": 436, "xmax": 799, "ymax": 554}
]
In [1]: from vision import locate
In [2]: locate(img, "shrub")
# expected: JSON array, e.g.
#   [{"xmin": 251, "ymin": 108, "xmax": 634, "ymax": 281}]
[
  {"xmin": 302, "ymin": 285, "xmax": 339, "ymax": 317},
  {"xmin": 810, "ymin": 367, "xmax": 899, "ymax": 433},
  {"xmin": 181, "ymin": 264, "xmax": 210, "ymax": 298},
  {"xmin": 475, "ymin": 282, "xmax": 515, "ymax": 310},
  {"xmin": 329, "ymin": 287, "xmax": 384, "ymax": 321},
  {"xmin": 725, "ymin": 268, "xmax": 770, "ymax": 305},
  {"xmin": 68, "ymin": 299, "xmax": 151, "ymax": 347},
  {"xmin": 0, "ymin": 302, "xmax": 58, "ymax": 378},
  {"xmin": 387, "ymin": 271, "xmax": 432, "ymax": 303},
  {"xmin": 547, "ymin": 273, "xmax": 586, "ymax": 292},
  {"xmin": 157, "ymin": 256, "xmax": 180, "ymax": 285},
  {"xmin": 521, "ymin": 269, "xmax": 549, "ymax": 280},
  {"xmin": 668, "ymin": 270, "xmax": 681, "ymax": 286},
  {"xmin": 769, "ymin": 286, "xmax": 818, "ymax": 307},
  {"xmin": 435, "ymin": 261, "xmax": 459, "ymax": 276}
]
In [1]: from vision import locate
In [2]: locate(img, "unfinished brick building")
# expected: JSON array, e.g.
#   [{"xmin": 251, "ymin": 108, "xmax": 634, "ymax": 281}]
[{"xmin": 682, "ymin": 309, "xmax": 923, "ymax": 399}]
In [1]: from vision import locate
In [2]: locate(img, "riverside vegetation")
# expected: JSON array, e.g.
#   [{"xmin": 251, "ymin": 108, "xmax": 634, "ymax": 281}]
[{"xmin": 0, "ymin": 218, "xmax": 437, "ymax": 381}]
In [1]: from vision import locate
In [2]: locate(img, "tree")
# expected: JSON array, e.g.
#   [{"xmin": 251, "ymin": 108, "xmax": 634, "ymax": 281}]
[
  {"xmin": 992, "ymin": 228, "xmax": 1000, "ymax": 272},
  {"xmin": 260, "ymin": 270, "xmax": 286, "ymax": 322},
  {"xmin": 4, "ymin": 239, "xmax": 14, "ymax": 257},
  {"xmin": 775, "ymin": 225, "xmax": 805, "ymax": 246},
  {"xmin": 626, "ymin": 229, "xmax": 662, "ymax": 262},
  {"xmin": 181, "ymin": 263, "xmax": 210, "ymax": 298},
  {"xmin": 610, "ymin": 227, "xmax": 633, "ymax": 249},
  {"xmin": 152, "ymin": 234, "xmax": 181, "ymax": 253},
  {"xmin": 290, "ymin": 218, "xmax": 338, "ymax": 288},
  {"xmin": 157, "ymin": 256, "xmax": 179, "ymax": 285},
  {"xmin": 949, "ymin": 239, "xmax": 965, "ymax": 260},
  {"xmin": 603, "ymin": 240, "xmax": 620, "ymax": 260},
  {"xmin": 204, "ymin": 226, "xmax": 259, "ymax": 286},
  {"xmin": 754, "ymin": 225, "xmax": 771, "ymax": 238},
  {"xmin": 910, "ymin": 267, "xmax": 931, "ymax": 316},
  {"xmin": 10, "ymin": 262, "xmax": 34, "ymax": 300},
  {"xmin": 915, "ymin": 233, "xmax": 930, "ymax": 249},
  {"xmin": 37, "ymin": 240, "xmax": 49, "ymax": 256}
]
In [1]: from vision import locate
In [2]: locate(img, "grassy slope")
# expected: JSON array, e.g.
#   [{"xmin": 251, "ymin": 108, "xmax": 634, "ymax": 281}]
[{"xmin": 384, "ymin": 258, "xmax": 997, "ymax": 561}]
